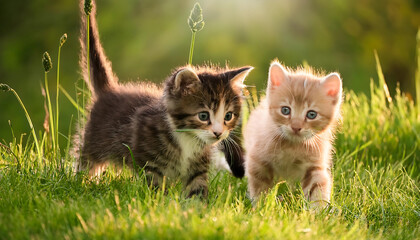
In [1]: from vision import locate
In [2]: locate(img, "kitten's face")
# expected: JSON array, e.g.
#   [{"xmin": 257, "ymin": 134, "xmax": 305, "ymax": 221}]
[
  {"xmin": 165, "ymin": 66, "xmax": 253, "ymax": 145},
  {"xmin": 266, "ymin": 62, "xmax": 342, "ymax": 143}
]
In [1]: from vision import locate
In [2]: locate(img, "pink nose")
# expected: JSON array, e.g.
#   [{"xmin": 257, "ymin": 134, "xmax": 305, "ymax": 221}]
[
  {"xmin": 292, "ymin": 127, "xmax": 301, "ymax": 134},
  {"xmin": 213, "ymin": 132, "xmax": 222, "ymax": 139}
]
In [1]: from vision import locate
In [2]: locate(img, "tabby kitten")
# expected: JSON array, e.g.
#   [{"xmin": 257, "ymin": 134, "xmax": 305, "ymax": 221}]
[
  {"xmin": 73, "ymin": 1, "xmax": 253, "ymax": 198},
  {"xmin": 244, "ymin": 61, "xmax": 342, "ymax": 208}
]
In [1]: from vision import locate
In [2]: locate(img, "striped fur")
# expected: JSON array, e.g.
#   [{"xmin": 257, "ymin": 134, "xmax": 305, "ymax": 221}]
[{"xmin": 73, "ymin": 0, "xmax": 253, "ymax": 198}]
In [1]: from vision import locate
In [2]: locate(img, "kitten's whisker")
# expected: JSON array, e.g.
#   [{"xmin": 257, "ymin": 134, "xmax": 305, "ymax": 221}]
[
  {"xmin": 192, "ymin": 134, "xmax": 205, "ymax": 146},
  {"xmin": 222, "ymin": 138, "xmax": 235, "ymax": 164},
  {"xmin": 228, "ymin": 136, "xmax": 242, "ymax": 157},
  {"xmin": 308, "ymin": 134, "xmax": 322, "ymax": 155},
  {"xmin": 264, "ymin": 130, "xmax": 283, "ymax": 153},
  {"xmin": 230, "ymin": 128, "xmax": 242, "ymax": 134},
  {"xmin": 226, "ymin": 137, "xmax": 239, "ymax": 157},
  {"xmin": 273, "ymin": 136, "xmax": 280, "ymax": 153},
  {"xmin": 274, "ymin": 130, "xmax": 286, "ymax": 152}
]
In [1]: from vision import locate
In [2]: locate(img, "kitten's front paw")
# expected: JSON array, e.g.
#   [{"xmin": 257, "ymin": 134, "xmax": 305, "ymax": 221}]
[{"xmin": 187, "ymin": 187, "xmax": 208, "ymax": 199}]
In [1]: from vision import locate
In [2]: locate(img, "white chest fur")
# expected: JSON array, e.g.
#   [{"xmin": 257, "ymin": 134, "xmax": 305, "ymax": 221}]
[
  {"xmin": 268, "ymin": 149, "xmax": 304, "ymax": 182},
  {"xmin": 173, "ymin": 132, "xmax": 202, "ymax": 177}
]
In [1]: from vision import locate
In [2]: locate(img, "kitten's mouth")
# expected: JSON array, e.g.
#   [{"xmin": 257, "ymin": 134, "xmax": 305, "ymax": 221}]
[
  {"xmin": 200, "ymin": 132, "xmax": 229, "ymax": 145},
  {"xmin": 285, "ymin": 134, "xmax": 304, "ymax": 142},
  {"xmin": 282, "ymin": 130, "xmax": 309, "ymax": 143},
  {"xmin": 206, "ymin": 137, "xmax": 224, "ymax": 145},
  {"xmin": 279, "ymin": 126, "xmax": 313, "ymax": 143},
  {"xmin": 286, "ymin": 132, "xmax": 315, "ymax": 143}
]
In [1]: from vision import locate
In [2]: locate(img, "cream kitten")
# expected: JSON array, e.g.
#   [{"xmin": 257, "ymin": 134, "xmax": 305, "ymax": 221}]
[{"xmin": 244, "ymin": 61, "xmax": 342, "ymax": 208}]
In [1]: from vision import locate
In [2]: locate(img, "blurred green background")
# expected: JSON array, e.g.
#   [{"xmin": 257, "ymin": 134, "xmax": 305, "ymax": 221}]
[{"xmin": 0, "ymin": 0, "xmax": 419, "ymax": 145}]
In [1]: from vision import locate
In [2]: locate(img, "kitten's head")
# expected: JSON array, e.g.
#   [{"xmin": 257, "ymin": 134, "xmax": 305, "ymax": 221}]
[
  {"xmin": 164, "ymin": 65, "xmax": 253, "ymax": 145},
  {"xmin": 266, "ymin": 61, "xmax": 342, "ymax": 143}
]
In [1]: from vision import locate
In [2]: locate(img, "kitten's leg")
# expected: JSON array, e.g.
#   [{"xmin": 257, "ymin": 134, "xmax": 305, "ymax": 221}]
[
  {"xmin": 74, "ymin": 156, "xmax": 109, "ymax": 183},
  {"xmin": 246, "ymin": 159, "xmax": 274, "ymax": 201},
  {"xmin": 75, "ymin": 148, "xmax": 108, "ymax": 179},
  {"xmin": 301, "ymin": 166, "xmax": 332, "ymax": 209},
  {"xmin": 185, "ymin": 171, "xmax": 208, "ymax": 198},
  {"xmin": 73, "ymin": 154, "xmax": 107, "ymax": 179},
  {"xmin": 89, "ymin": 161, "xmax": 109, "ymax": 179},
  {"xmin": 73, "ymin": 157, "xmax": 87, "ymax": 174}
]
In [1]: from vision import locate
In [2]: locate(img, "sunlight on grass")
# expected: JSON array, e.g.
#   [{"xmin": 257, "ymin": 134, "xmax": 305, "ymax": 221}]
[
  {"xmin": 0, "ymin": 57, "xmax": 418, "ymax": 239},
  {"xmin": 0, "ymin": 2, "xmax": 419, "ymax": 239}
]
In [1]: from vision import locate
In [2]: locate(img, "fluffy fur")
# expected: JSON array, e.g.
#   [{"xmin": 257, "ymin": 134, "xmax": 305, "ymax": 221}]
[
  {"xmin": 73, "ymin": 0, "xmax": 252, "ymax": 198},
  {"xmin": 244, "ymin": 61, "xmax": 342, "ymax": 208}
]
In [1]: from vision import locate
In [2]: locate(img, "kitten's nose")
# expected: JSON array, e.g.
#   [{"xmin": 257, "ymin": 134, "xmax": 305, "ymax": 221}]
[
  {"xmin": 292, "ymin": 127, "xmax": 301, "ymax": 134},
  {"xmin": 213, "ymin": 132, "xmax": 222, "ymax": 139}
]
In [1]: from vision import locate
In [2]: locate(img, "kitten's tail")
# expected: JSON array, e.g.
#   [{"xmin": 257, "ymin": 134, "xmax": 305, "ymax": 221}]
[{"xmin": 79, "ymin": 0, "xmax": 118, "ymax": 96}]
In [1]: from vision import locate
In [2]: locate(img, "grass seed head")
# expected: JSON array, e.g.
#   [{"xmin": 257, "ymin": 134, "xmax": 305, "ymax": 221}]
[
  {"xmin": 188, "ymin": 3, "xmax": 205, "ymax": 33},
  {"xmin": 42, "ymin": 51, "xmax": 52, "ymax": 73},
  {"xmin": 60, "ymin": 33, "xmax": 67, "ymax": 47},
  {"xmin": 84, "ymin": 0, "xmax": 92, "ymax": 15},
  {"xmin": 0, "ymin": 83, "xmax": 11, "ymax": 92}
]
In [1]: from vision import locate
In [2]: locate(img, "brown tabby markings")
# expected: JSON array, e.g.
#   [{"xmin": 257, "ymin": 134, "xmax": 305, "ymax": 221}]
[
  {"xmin": 244, "ymin": 61, "xmax": 342, "ymax": 208},
  {"xmin": 73, "ymin": 0, "xmax": 253, "ymax": 198}
]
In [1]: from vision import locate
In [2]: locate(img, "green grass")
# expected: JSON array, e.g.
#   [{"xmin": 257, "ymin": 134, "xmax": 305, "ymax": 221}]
[
  {"xmin": 0, "ymin": 3, "xmax": 418, "ymax": 239},
  {"xmin": 0, "ymin": 65, "xmax": 419, "ymax": 239}
]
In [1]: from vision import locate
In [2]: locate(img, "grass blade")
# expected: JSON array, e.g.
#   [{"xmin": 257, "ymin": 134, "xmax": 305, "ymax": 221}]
[{"xmin": 59, "ymin": 85, "xmax": 86, "ymax": 117}]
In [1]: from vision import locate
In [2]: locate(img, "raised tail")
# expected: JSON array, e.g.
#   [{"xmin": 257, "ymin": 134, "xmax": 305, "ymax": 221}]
[{"xmin": 79, "ymin": 0, "xmax": 117, "ymax": 96}]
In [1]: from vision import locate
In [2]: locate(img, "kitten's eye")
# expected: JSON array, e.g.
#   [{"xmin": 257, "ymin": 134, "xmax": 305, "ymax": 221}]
[
  {"xmin": 306, "ymin": 110, "xmax": 317, "ymax": 119},
  {"xmin": 281, "ymin": 106, "xmax": 291, "ymax": 115},
  {"xmin": 224, "ymin": 112, "xmax": 233, "ymax": 121},
  {"xmin": 198, "ymin": 111, "xmax": 210, "ymax": 121}
]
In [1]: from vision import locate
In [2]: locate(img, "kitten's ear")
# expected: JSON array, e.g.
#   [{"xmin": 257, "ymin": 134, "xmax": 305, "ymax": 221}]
[
  {"xmin": 268, "ymin": 61, "xmax": 288, "ymax": 88},
  {"xmin": 228, "ymin": 66, "xmax": 254, "ymax": 92},
  {"xmin": 321, "ymin": 73, "xmax": 342, "ymax": 99},
  {"xmin": 173, "ymin": 68, "xmax": 200, "ymax": 93}
]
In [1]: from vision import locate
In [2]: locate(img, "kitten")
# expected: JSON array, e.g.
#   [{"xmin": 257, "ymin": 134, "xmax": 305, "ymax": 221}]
[
  {"xmin": 244, "ymin": 61, "xmax": 342, "ymax": 208},
  {"xmin": 73, "ymin": 0, "xmax": 253, "ymax": 198},
  {"xmin": 212, "ymin": 120, "xmax": 246, "ymax": 177}
]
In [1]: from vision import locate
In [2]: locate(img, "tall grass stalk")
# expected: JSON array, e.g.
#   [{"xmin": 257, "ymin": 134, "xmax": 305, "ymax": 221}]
[
  {"xmin": 59, "ymin": 85, "xmax": 86, "ymax": 117},
  {"xmin": 85, "ymin": 14, "xmax": 90, "ymax": 107},
  {"xmin": 72, "ymin": 0, "xmax": 93, "ymax": 163},
  {"xmin": 55, "ymin": 33, "xmax": 67, "ymax": 153},
  {"xmin": 187, "ymin": 3, "xmax": 204, "ymax": 65},
  {"xmin": 80, "ymin": 0, "xmax": 93, "ymax": 138},
  {"xmin": 84, "ymin": 0, "xmax": 92, "ymax": 93},
  {"xmin": 188, "ymin": 33, "xmax": 196, "ymax": 65},
  {"xmin": 0, "ymin": 84, "xmax": 42, "ymax": 162},
  {"xmin": 42, "ymin": 52, "xmax": 56, "ymax": 153}
]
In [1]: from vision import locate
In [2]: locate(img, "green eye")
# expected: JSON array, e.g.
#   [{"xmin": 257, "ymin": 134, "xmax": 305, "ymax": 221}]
[
  {"xmin": 281, "ymin": 106, "xmax": 291, "ymax": 115},
  {"xmin": 198, "ymin": 111, "xmax": 210, "ymax": 121},
  {"xmin": 224, "ymin": 112, "xmax": 233, "ymax": 121},
  {"xmin": 306, "ymin": 110, "xmax": 317, "ymax": 119}
]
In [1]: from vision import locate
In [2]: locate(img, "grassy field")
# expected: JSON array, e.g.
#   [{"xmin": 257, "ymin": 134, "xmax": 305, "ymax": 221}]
[
  {"xmin": 0, "ymin": 3, "xmax": 419, "ymax": 238},
  {"xmin": 0, "ymin": 59, "xmax": 419, "ymax": 239}
]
